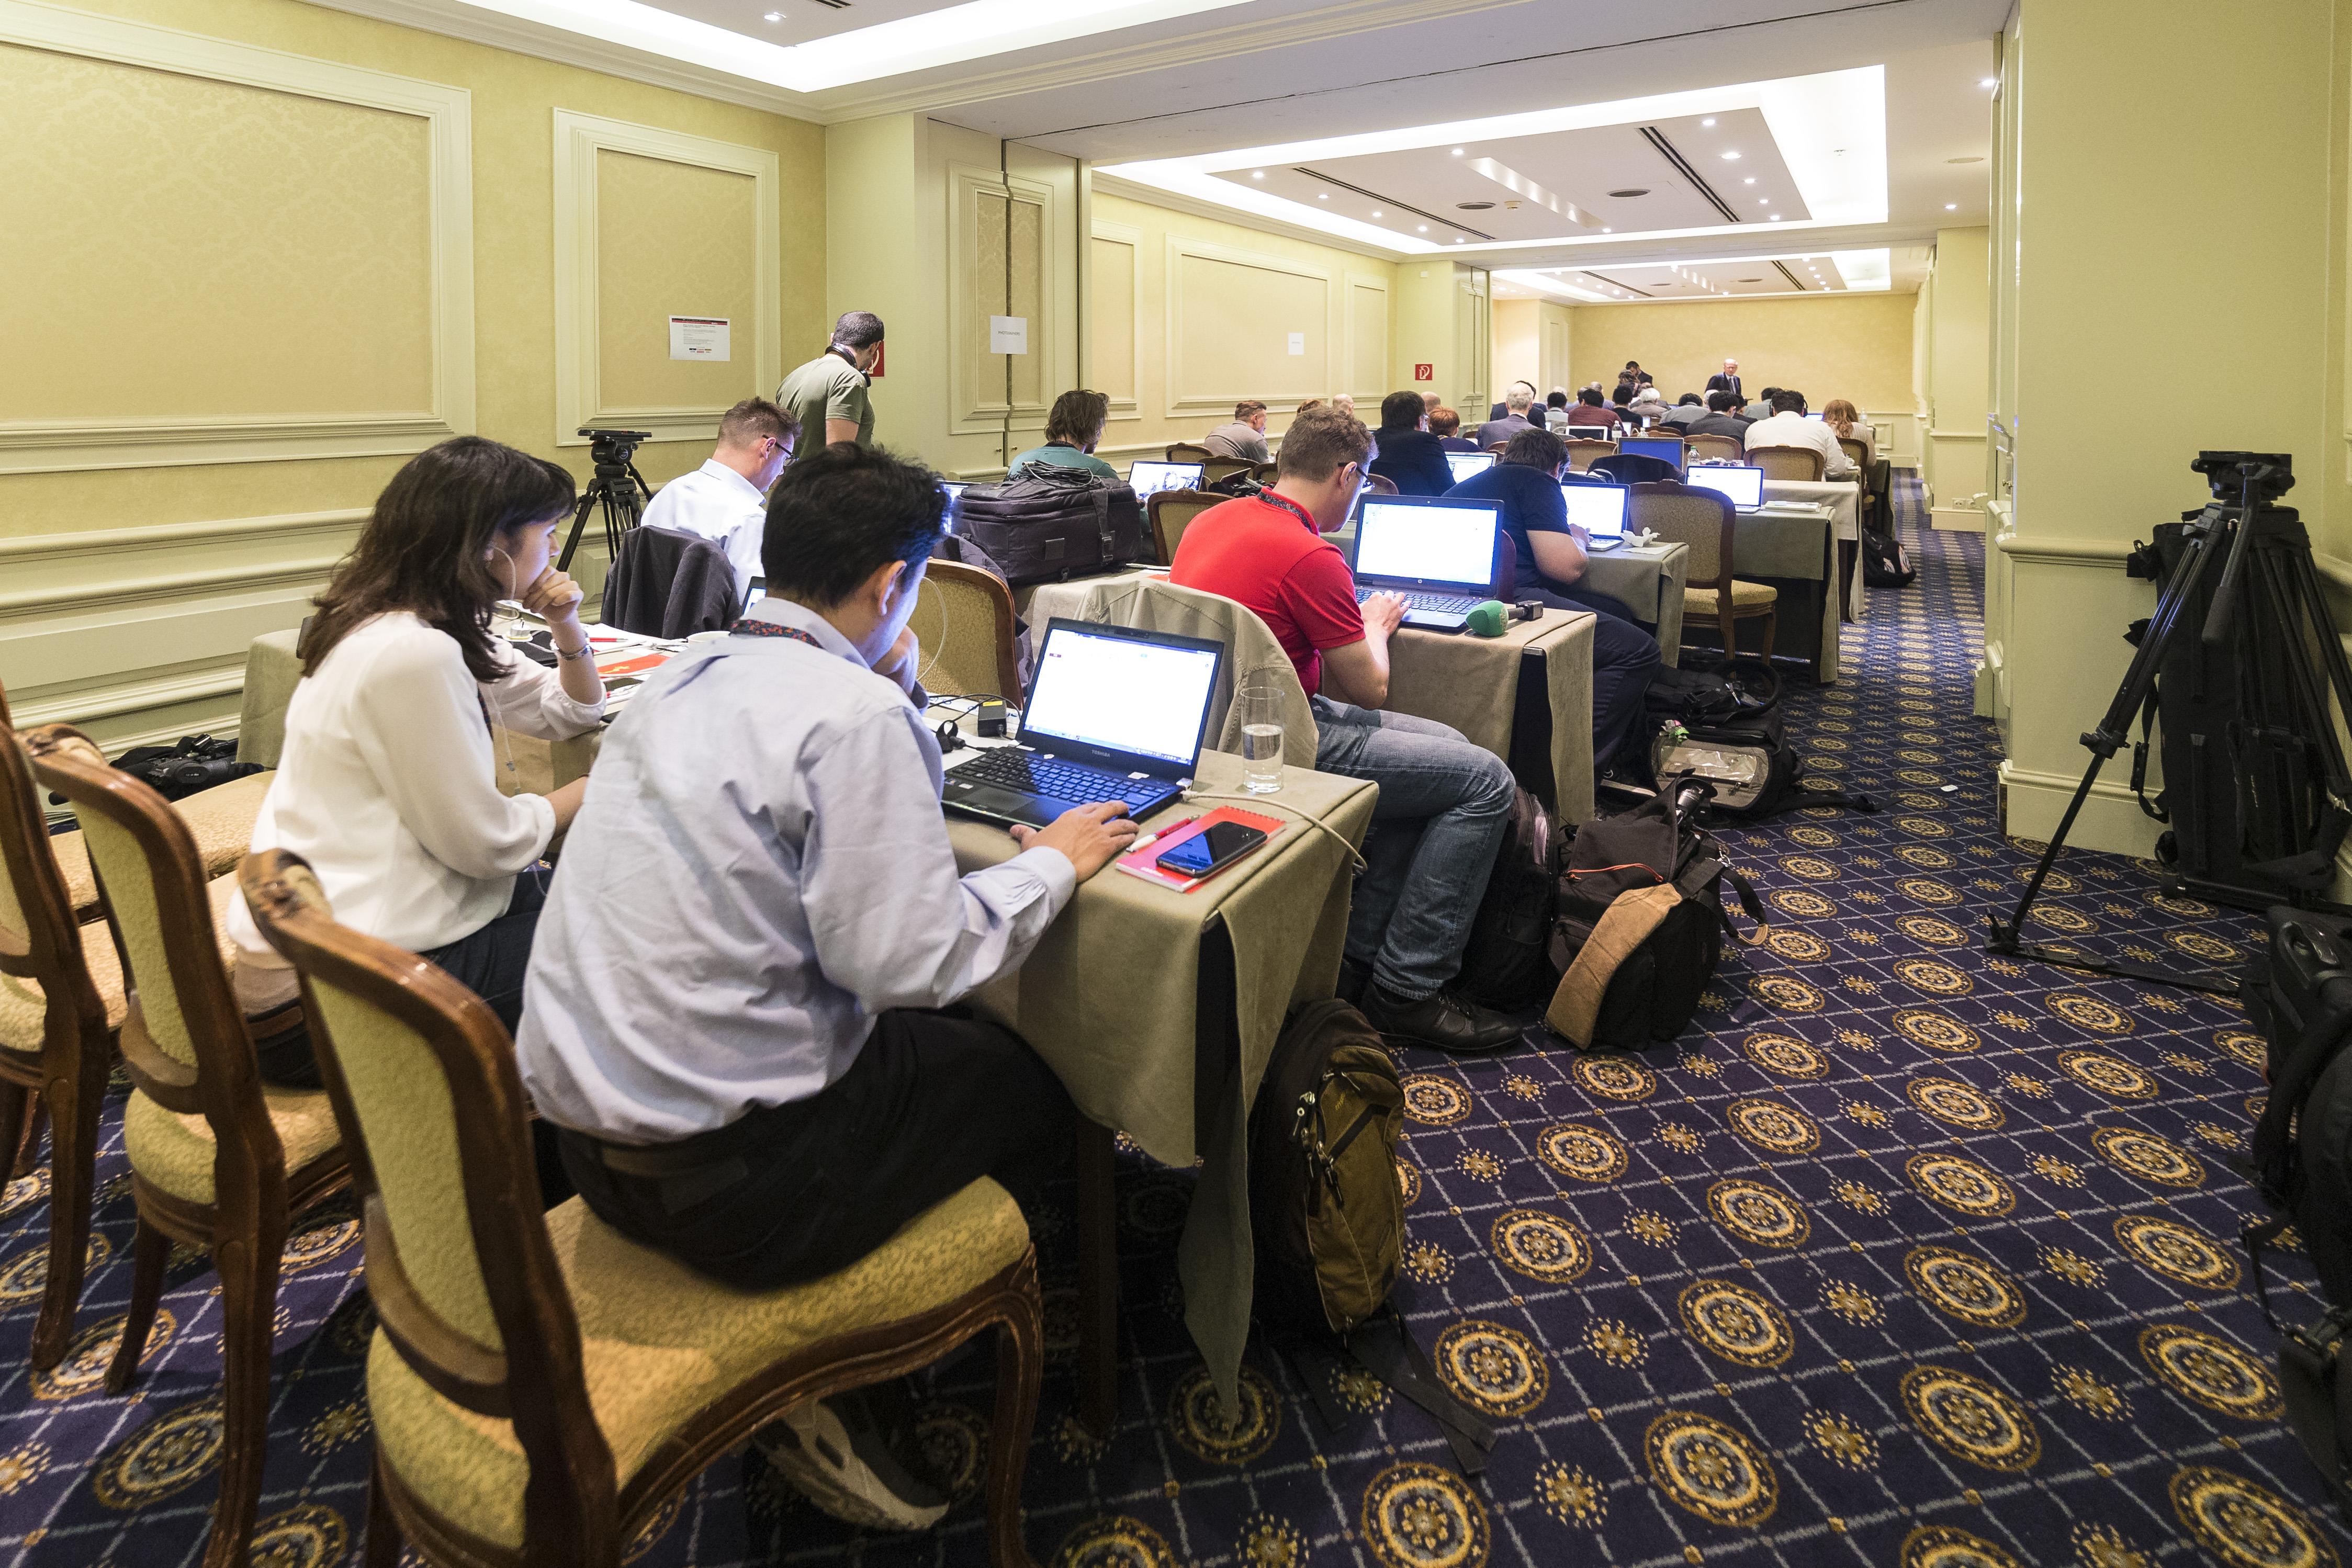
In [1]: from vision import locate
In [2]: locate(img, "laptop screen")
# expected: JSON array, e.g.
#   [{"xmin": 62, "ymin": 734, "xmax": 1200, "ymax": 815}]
[
  {"xmin": 939, "ymin": 480, "xmax": 965, "ymax": 534},
  {"xmin": 1802, "ymin": 412, "xmax": 1825, "ymax": 422},
  {"xmin": 1354, "ymin": 497, "xmax": 1502, "ymax": 592},
  {"xmin": 1618, "ymin": 438, "xmax": 1684, "ymax": 470},
  {"xmin": 1021, "ymin": 623, "xmax": 1222, "ymax": 770},
  {"xmin": 1444, "ymin": 450, "xmax": 1496, "ymax": 483},
  {"xmin": 1560, "ymin": 483, "xmax": 1629, "ymax": 540},
  {"xmin": 741, "ymin": 574, "xmax": 766, "ymax": 614},
  {"xmin": 1686, "ymin": 465, "xmax": 1765, "ymax": 509},
  {"xmin": 1129, "ymin": 460, "xmax": 1203, "ymax": 497}
]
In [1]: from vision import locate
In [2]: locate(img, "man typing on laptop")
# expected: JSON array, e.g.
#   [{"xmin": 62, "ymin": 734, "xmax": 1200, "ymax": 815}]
[
  {"xmin": 516, "ymin": 443, "xmax": 1135, "ymax": 1531},
  {"xmin": 1169, "ymin": 405, "xmax": 1521, "ymax": 1055}
]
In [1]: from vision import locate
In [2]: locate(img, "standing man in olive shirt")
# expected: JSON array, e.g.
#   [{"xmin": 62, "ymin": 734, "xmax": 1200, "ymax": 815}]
[{"xmin": 778, "ymin": 311, "xmax": 884, "ymax": 458}]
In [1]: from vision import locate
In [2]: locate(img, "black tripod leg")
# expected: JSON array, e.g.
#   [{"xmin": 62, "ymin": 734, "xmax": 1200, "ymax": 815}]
[{"xmin": 556, "ymin": 485, "xmax": 600, "ymax": 573}]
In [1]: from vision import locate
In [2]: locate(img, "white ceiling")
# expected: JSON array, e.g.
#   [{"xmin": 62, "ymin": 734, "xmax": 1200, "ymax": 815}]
[{"xmin": 313, "ymin": 0, "xmax": 2004, "ymax": 287}]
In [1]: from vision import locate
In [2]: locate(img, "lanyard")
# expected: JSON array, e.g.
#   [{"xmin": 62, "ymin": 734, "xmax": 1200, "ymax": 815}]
[
  {"xmin": 1256, "ymin": 490, "xmax": 1321, "ymax": 536},
  {"xmin": 729, "ymin": 620, "xmax": 824, "ymax": 649}
]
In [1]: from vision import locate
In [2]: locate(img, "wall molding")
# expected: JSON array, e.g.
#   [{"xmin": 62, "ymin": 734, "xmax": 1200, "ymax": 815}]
[
  {"xmin": 553, "ymin": 108, "xmax": 780, "ymax": 449},
  {"xmin": 0, "ymin": 0, "xmax": 475, "ymax": 474},
  {"xmin": 1343, "ymin": 273, "xmax": 1391, "ymax": 404},
  {"xmin": 1989, "ymin": 532, "xmax": 2137, "ymax": 568},
  {"xmin": 949, "ymin": 162, "xmax": 1057, "ymax": 439},
  {"xmin": 1089, "ymin": 219, "xmax": 1144, "ymax": 423},
  {"xmin": 1164, "ymin": 235, "xmax": 1335, "ymax": 418}
]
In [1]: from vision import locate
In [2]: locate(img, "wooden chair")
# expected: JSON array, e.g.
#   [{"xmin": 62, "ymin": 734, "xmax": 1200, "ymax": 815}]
[
  {"xmin": 911, "ymin": 560, "xmax": 1022, "ymax": 700},
  {"xmin": 1483, "ymin": 442, "xmax": 1509, "ymax": 456},
  {"xmin": 1150, "ymin": 488, "xmax": 1223, "ymax": 566},
  {"xmin": 1164, "ymin": 443, "xmax": 1216, "ymax": 465},
  {"xmin": 1564, "ymin": 438, "xmax": 1618, "ymax": 473},
  {"xmin": 237, "ymin": 849, "xmax": 1046, "ymax": 1568},
  {"xmin": 25, "ymin": 726, "xmax": 348, "ymax": 1568},
  {"xmin": 1685, "ymin": 433, "xmax": 1743, "ymax": 465},
  {"xmin": 1630, "ymin": 482, "xmax": 1777, "ymax": 667},
  {"xmin": 1364, "ymin": 472, "xmax": 1399, "ymax": 497},
  {"xmin": 1201, "ymin": 457, "xmax": 1254, "ymax": 487},
  {"xmin": 1748, "ymin": 445, "xmax": 1825, "ymax": 482},
  {"xmin": 1837, "ymin": 437, "xmax": 1870, "ymax": 473},
  {"xmin": 0, "ymin": 725, "xmax": 125, "ymax": 1368},
  {"xmin": 1251, "ymin": 461, "xmax": 1281, "ymax": 487}
]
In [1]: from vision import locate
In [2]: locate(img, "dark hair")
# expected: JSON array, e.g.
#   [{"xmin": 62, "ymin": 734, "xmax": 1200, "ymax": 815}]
[
  {"xmin": 1546, "ymin": 391, "xmax": 1569, "ymax": 410},
  {"xmin": 830, "ymin": 310, "xmax": 886, "ymax": 350},
  {"xmin": 719, "ymin": 397, "xmax": 798, "ymax": 449},
  {"xmin": 1760, "ymin": 387, "xmax": 1781, "ymax": 401},
  {"xmin": 762, "ymin": 444, "xmax": 944, "ymax": 607},
  {"xmin": 1501, "ymin": 426, "xmax": 1566, "ymax": 472},
  {"xmin": 1707, "ymin": 390, "xmax": 1738, "ymax": 412},
  {"xmin": 1276, "ymin": 406, "xmax": 1372, "ymax": 482},
  {"xmin": 1611, "ymin": 385, "xmax": 1633, "ymax": 406},
  {"xmin": 1772, "ymin": 388, "xmax": 1806, "ymax": 414},
  {"xmin": 1428, "ymin": 407, "xmax": 1461, "ymax": 437},
  {"xmin": 1679, "ymin": 392, "xmax": 1703, "ymax": 407},
  {"xmin": 1045, "ymin": 388, "xmax": 1110, "ymax": 446},
  {"xmin": 304, "ymin": 437, "xmax": 575, "ymax": 683},
  {"xmin": 1378, "ymin": 390, "xmax": 1426, "ymax": 431},
  {"xmin": 1578, "ymin": 388, "xmax": 1604, "ymax": 407},
  {"xmin": 1233, "ymin": 400, "xmax": 1267, "ymax": 422},
  {"xmin": 1623, "ymin": 361, "xmax": 1640, "ymax": 370}
]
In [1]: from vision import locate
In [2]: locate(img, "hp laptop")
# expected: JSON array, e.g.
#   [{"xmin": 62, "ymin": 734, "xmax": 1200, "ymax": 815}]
[
  {"xmin": 1685, "ymin": 465, "xmax": 1767, "ymax": 513},
  {"xmin": 941, "ymin": 619, "xmax": 1224, "ymax": 829},
  {"xmin": 1129, "ymin": 459, "xmax": 1205, "ymax": 498},
  {"xmin": 1444, "ymin": 450, "xmax": 1496, "ymax": 484},
  {"xmin": 1347, "ymin": 494, "xmax": 1505, "ymax": 633},
  {"xmin": 1618, "ymin": 437, "xmax": 1685, "ymax": 472},
  {"xmin": 740, "ymin": 574, "xmax": 767, "ymax": 615},
  {"xmin": 1560, "ymin": 481, "xmax": 1630, "ymax": 545}
]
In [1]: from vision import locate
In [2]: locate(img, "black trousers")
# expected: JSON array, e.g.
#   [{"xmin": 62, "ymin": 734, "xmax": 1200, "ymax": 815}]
[
  {"xmin": 559, "ymin": 1008, "xmax": 1076, "ymax": 1292},
  {"xmin": 1518, "ymin": 579, "xmax": 1664, "ymax": 773}
]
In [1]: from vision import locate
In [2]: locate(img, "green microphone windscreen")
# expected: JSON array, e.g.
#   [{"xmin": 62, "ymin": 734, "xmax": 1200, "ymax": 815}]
[{"xmin": 1464, "ymin": 600, "xmax": 1507, "ymax": 637}]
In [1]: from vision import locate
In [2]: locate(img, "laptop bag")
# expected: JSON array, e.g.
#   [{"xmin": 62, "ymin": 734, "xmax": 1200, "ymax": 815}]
[
  {"xmin": 952, "ymin": 466, "xmax": 1147, "ymax": 585},
  {"xmin": 1455, "ymin": 787, "xmax": 1562, "ymax": 1007}
]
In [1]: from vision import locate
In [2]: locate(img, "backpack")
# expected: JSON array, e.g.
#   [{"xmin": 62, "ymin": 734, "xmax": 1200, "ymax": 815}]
[
  {"xmin": 1453, "ymin": 787, "xmax": 1562, "ymax": 1008},
  {"xmin": 1862, "ymin": 528, "xmax": 1916, "ymax": 588},
  {"xmin": 951, "ymin": 466, "xmax": 1147, "ymax": 584},
  {"xmin": 1250, "ymin": 999, "xmax": 1501, "ymax": 1475},
  {"xmin": 2241, "ymin": 911, "xmax": 2352, "ymax": 1515},
  {"xmin": 1544, "ymin": 780, "xmax": 1767, "ymax": 1048}
]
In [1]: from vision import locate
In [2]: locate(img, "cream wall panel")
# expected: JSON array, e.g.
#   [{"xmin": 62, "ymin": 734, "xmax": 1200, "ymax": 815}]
[
  {"xmin": 594, "ymin": 149, "xmax": 759, "ymax": 413},
  {"xmin": 1491, "ymin": 299, "xmax": 1538, "ymax": 403},
  {"xmin": 1345, "ymin": 277, "xmax": 1390, "ymax": 406},
  {"xmin": 0, "ymin": 0, "xmax": 472, "ymax": 473},
  {"xmin": 1089, "ymin": 222, "xmax": 1142, "ymax": 422},
  {"xmin": 1167, "ymin": 238, "xmax": 1332, "ymax": 416},
  {"xmin": 554, "ymin": 108, "xmax": 780, "ymax": 447},
  {"xmin": 948, "ymin": 162, "xmax": 1056, "ymax": 437}
]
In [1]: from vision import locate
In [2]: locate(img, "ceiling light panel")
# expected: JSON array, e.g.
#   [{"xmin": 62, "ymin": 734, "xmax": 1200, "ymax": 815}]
[
  {"xmin": 1495, "ymin": 246, "xmax": 1890, "ymax": 301},
  {"xmin": 1101, "ymin": 66, "xmax": 1885, "ymax": 256}
]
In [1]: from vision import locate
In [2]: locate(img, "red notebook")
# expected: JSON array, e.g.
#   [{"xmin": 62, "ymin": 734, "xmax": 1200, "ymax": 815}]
[
  {"xmin": 1113, "ymin": 806, "xmax": 1288, "ymax": 892},
  {"xmin": 595, "ymin": 651, "xmax": 671, "ymax": 679}
]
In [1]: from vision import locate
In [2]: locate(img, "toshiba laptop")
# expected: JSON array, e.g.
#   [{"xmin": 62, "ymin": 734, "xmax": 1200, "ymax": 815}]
[
  {"xmin": 1129, "ymin": 459, "xmax": 1205, "ymax": 498},
  {"xmin": 1347, "ymin": 494, "xmax": 1505, "ymax": 633},
  {"xmin": 941, "ymin": 619, "xmax": 1224, "ymax": 829},
  {"xmin": 1560, "ymin": 481, "xmax": 1630, "ymax": 546},
  {"xmin": 1617, "ymin": 437, "xmax": 1685, "ymax": 472},
  {"xmin": 1685, "ymin": 464, "xmax": 1767, "ymax": 513},
  {"xmin": 1444, "ymin": 450, "xmax": 1496, "ymax": 484}
]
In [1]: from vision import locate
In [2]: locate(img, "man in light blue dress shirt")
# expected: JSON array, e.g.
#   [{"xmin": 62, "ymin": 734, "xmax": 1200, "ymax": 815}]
[
  {"xmin": 516, "ymin": 443, "xmax": 1138, "ymax": 1530},
  {"xmin": 636, "ymin": 397, "xmax": 796, "ymax": 590}
]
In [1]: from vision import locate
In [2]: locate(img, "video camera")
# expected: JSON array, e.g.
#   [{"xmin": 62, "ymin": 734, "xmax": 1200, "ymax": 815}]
[{"xmin": 579, "ymin": 426, "xmax": 652, "ymax": 470}]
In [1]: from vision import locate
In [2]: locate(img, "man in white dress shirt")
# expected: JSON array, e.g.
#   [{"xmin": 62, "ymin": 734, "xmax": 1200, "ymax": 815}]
[
  {"xmin": 636, "ymin": 397, "xmax": 796, "ymax": 589},
  {"xmin": 1743, "ymin": 389, "xmax": 1857, "ymax": 478},
  {"xmin": 517, "ymin": 442, "xmax": 1136, "ymax": 1533}
]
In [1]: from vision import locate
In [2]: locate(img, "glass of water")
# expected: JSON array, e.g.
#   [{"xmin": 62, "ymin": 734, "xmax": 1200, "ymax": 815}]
[{"xmin": 1237, "ymin": 672, "xmax": 1286, "ymax": 795}]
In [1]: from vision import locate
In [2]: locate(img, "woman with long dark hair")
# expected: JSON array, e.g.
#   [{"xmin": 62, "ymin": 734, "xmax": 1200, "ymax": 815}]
[{"xmin": 226, "ymin": 436, "xmax": 607, "ymax": 1086}]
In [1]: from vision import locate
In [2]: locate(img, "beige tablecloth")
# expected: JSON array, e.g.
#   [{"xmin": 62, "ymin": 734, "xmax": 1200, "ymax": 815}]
[
  {"xmin": 237, "ymin": 629, "xmax": 303, "ymax": 768},
  {"xmin": 1581, "ymin": 540, "xmax": 1689, "ymax": 664},
  {"xmin": 1763, "ymin": 478, "xmax": 1863, "ymax": 543},
  {"xmin": 1378, "ymin": 608, "xmax": 1596, "ymax": 822},
  {"xmin": 1714, "ymin": 506, "xmax": 1844, "ymax": 681}
]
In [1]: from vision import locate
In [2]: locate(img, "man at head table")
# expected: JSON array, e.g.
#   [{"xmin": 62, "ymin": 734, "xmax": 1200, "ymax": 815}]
[
  {"xmin": 515, "ymin": 442, "xmax": 1138, "ymax": 1535},
  {"xmin": 1705, "ymin": 359, "xmax": 1744, "ymax": 401}
]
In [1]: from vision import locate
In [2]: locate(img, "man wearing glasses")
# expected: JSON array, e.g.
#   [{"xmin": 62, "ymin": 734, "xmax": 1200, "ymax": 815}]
[{"xmin": 638, "ymin": 398, "xmax": 797, "ymax": 589}]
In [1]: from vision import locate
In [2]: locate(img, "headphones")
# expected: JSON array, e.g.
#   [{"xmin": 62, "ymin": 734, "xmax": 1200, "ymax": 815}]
[{"xmin": 936, "ymin": 719, "xmax": 965, "ymax": 753}]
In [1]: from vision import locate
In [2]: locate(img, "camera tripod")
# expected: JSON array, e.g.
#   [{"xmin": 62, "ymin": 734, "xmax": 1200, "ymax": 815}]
[
  {"xmin": 1989, "ymin": 453, "xmax": 2352, "ymax": 992},
  {"xmin": 556, "ymin": 426, "xmax": 655, "ymax": 573}
]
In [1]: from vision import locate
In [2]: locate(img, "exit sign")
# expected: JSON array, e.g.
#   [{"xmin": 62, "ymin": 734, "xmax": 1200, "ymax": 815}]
[{"xmin": 1413, "ymin": 363, "xmax": 1433, "ymax": 382}]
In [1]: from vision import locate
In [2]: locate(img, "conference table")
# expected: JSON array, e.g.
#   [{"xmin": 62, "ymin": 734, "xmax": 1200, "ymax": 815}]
[
  {"xmin": 1025, "ymin": 569, "xmax": 1601, "ymax": 823},
  {"xmin": 235, "ymin": 628, "xmax": 1375, "ymax": 1429}
]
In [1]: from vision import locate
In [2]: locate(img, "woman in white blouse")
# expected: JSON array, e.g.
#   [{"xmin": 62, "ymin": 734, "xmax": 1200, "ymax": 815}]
[{"xmin": 230, "ymin": 437, "xmax": 607, "ymax": 1087}]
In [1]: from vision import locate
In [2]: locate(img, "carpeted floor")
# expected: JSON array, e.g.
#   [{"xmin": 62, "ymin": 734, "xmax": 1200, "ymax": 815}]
[{"xmin": 5, "ymin": 476, "xmax": 2347, "ymax": 1568}]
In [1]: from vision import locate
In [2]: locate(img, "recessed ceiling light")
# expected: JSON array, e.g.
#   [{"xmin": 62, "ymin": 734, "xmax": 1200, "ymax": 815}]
[
  {"xmin": 1701, "ymin": 117, "xmax": 1716, "ymax": 127},
  {"xmin": 1318, "ymin": 193, "xmax": 1327, "ymax": 199},
  {"xmin": 1370, "ymin": 209, "xmax": 1382, "ymax": 217},
  {"xmin": 1743, "ymin": 177, "xmax": 1755, "ymax": 185},
  {"xmin": 1250, "ymin": 170, "xmax": 1264, "ymax": 178},
  {"xmin": 1758, "ymin": 198, "xmax": 1770, "ymax": 205},
  {"xmin": 763, "ymin": 9, "xmax": 781, "ymax": 18},
  {"xmin": 1417, "ymin": 224, "xmax": 1428, "ymax": 232},
  {"xmin": 1945, "ymin": 202, "xmax": 1957, "ymax": 210},
  {"xmin": 1451, "ymin": 147, "xmax": 1465, "ymax": 155},
  {"xmin": 1721, "ymin": 151, "xmax": 1740, "ymax": 161},
  {"xmin": 1980, "ymin": 77, "xmax": 1998, "ymax": 86},
  {"xmin": 1601, "ymin": 227, "xmax": 1612, "ymax": 233},
  {"xmin": 1769, "ymin": 215, "xmax": 1781, "ymax": 221}
]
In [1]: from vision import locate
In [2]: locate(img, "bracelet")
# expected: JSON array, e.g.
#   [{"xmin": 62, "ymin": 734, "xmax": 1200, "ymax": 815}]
[{"xmin": 555, "ymin": 642, "xmax": 592, "ymax": 661}]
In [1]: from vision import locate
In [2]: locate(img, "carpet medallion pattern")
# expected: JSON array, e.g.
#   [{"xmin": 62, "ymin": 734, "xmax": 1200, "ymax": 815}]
[{"xmin": 4, "ymin": 479, "xmax": 2348, "ymax": 1566}]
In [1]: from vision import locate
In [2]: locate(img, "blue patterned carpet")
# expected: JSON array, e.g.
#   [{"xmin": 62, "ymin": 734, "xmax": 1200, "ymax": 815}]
[{"xmin": 5, "ymin": 477, "xmax": 2347, "ymax": 1568}]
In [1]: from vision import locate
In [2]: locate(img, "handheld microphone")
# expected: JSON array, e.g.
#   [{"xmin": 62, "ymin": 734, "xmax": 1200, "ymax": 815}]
[{"xmin": 1464, "ymin": 600, "xmax": 1509, "ymax": 637}]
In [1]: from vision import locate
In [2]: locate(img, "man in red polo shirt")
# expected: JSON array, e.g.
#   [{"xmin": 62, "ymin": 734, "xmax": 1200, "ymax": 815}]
[{"xmin": 1169, "ymin": 407, "xmax": 1520, "ymax": 1055}]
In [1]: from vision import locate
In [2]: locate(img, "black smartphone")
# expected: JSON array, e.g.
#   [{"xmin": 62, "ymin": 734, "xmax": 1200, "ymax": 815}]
[{"xmin": 1156, "ymin": 820, "xmax": 1269, "ymax": 879}]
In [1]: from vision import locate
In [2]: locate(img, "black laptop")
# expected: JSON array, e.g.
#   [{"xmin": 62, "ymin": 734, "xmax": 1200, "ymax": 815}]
[
  {"xmin": 1347, "ymin": 493, "xmax": 1506, "ymax": 632},
  {"xmin": 942, "ymin": 619, "xmax": 1225, "ymax": 829}
]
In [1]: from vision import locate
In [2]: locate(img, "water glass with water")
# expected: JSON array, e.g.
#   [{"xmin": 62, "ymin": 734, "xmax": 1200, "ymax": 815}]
[{"xmin": 1237, "ymin": 673, "xmax": 1286, "ymax": 795}]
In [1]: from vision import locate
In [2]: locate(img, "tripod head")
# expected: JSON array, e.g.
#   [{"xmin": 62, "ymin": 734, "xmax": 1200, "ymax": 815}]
[
  {"xmin": 579, "ymin": 426, "xmax": 652, "ymax": 477},
  {"xmin": 2192, "ymin": 449, "xmax": 2294, "ymax": 507}
]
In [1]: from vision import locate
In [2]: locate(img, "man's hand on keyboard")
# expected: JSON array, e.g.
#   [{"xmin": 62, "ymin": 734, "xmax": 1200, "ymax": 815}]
[
  {"xmin": 1360, "ymin": 591, "xmax": 1406, "ymax": 638},
  {"xmin": 1012, "ymin": 800, "xmax": 1139, "ymax": 882}
]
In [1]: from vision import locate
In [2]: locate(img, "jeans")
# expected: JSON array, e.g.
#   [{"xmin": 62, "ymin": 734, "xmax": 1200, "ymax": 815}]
[
  {"xmin": 1312, "ymin": 697, "xmax": 1516, "ymax": 1001},
  {"xmin": 1518, "ymin": 578, "xmax": 1665, "ymax": 774},
  {"xmin": 560, "ymin": 1007, "xmax": 1075, "ymax": 1292}
]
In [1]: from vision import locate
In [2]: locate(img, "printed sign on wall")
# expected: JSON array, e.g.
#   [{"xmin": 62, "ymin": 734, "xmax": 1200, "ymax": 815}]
[
  {"xmin": 668, "ymin": 316, "xmax": 730, "ymax": 360},
  {"xmin": 1413, "ymin": 363, "xmax": 1434, "ymax": 382}
]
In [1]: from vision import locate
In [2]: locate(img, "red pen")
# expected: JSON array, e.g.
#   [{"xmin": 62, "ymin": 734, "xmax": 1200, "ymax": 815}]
[{"xmin": 1129, "ymin": 816, "xmax": 1198, "ymax": 855}]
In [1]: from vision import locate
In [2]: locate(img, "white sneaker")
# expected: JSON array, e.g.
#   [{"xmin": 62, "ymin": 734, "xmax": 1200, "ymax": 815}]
[{"xmin": 753, "ymin": 1392, "xmax": 949, "ymax": 1532}]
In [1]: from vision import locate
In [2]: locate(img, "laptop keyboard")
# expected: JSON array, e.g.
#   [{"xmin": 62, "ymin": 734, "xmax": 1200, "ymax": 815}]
[
  {"xmin": 1357, "ymin": 586, "xmax": 1482, "ymax": 614},
  {"xmin": 953, "ymin": 747, "xmax": 1173, "ymax": 811}
]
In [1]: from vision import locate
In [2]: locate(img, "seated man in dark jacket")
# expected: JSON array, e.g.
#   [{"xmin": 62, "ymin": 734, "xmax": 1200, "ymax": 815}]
[
  {"xmin": 1366, "ymin": 390, "xmax": 1456, "ymax": 496},
  {"xmin": 1446, "ymin": 426, "xmax": 1661, "ymax": 772}
]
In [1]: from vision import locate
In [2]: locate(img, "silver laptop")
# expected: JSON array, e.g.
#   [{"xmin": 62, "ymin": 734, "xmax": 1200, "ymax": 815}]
[
  {"xmin": 1685, "ymin": 465, "xmax": 1766, "ymax": 513},
  {"xmin": 1129, "ymin": 460, "xmax": 1205, "ymax": 498},
  {"xmin": 1347, "ymin": 494, "xmax": 1505, "ymax": 632},
  {"xmin": 1444, "ymin": 450, "xmax": 1496, "ymax": 484},
  {"xmin": 1560, "ymin": 482, "xmax": 1629, "ymax": 544}
]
